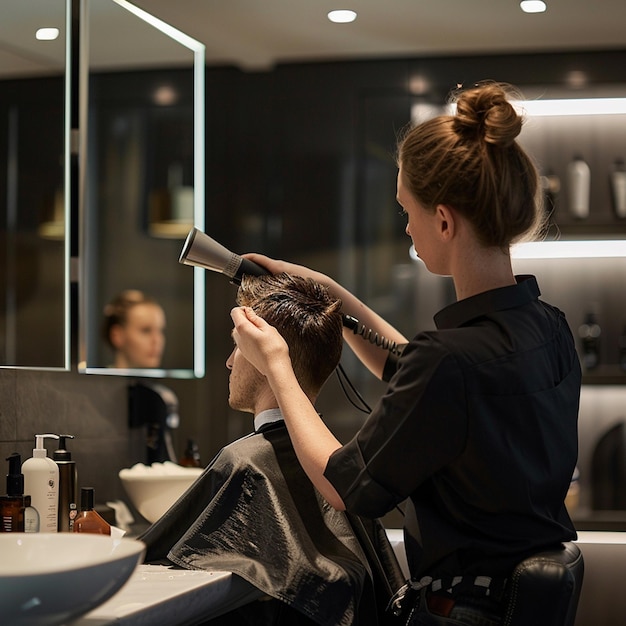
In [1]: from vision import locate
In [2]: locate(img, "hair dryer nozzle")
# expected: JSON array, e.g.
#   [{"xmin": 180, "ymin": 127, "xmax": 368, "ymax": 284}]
[{"xmin": 179, "ymin": 227, "xmax": 268, "ymax": 284}]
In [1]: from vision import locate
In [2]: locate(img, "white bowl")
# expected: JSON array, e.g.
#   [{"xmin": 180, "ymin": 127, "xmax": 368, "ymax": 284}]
[
  {"xmin": 0, "ymin": 533, "xmax": 145, "ymax": 626},
  {"xmin": 119, "ymin": 462, "xmax": 204, "ymax": 523}
]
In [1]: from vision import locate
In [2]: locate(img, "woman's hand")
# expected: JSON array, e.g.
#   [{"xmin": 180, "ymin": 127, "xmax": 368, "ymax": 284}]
[
  {"xmin": 230, "ymin": 306, "xmax": 290, "ymax": 377},
  {"xmin": 242, "ymin": 253, "xmax": 327, "ymax": 285}
]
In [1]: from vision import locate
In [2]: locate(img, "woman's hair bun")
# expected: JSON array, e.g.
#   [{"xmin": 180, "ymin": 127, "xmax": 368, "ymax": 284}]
[{"xmin": 452, "ymin": 81, "xmax": 523, "ymax": 147}]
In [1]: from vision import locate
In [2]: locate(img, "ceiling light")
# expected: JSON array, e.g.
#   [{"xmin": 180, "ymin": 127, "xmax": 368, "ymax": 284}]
[
  {"xmin": 520, "ymin": 1, "xmax": 547, "ymax": 13},
  {"xmin": 36, "ymin": 27, "xmax": 60, "ymax": 41},
  {"xmin": 153, "ymin": 85, "xmax": 178, "ymax": 106},
  {"xmin": 328, "ymin": 10, "xmax": 357, "ymax": 24}
]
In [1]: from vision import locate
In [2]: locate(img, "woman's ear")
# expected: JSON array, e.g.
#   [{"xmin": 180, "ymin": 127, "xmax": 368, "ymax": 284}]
[
  {"xmin": 109, "ymin": 324, "xmax": 124, "ymax": 349},
  {"xmin": 436, "ymin": 204, "xmax": 456, "ymax": 241}
]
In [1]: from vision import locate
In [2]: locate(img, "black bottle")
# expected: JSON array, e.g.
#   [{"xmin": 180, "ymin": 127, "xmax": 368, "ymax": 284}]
[
  {"xmin": 53, "ymin": 435, "xmax": 77, "ymax": 532},
  {"xmin": 619, "ymin": 326, "xmax": 626, "ymax": 372},
  {"xmin": 578, "ymin": 313, "xmax": 601, "ymax": 371}
]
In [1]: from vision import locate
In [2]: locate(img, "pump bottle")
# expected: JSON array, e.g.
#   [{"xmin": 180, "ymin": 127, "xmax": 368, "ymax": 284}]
[
  {"xmin": 0, "ymin": 453, "xmax": 25, "ymax": 532},
  {"xmin": 567, "ymin": 155, "xmax": 591, "ymax": 219},
  {"xmin": 578, "ymin": 312, "xmax": 601, "ymax": 371},
  {"xmin": 54, "ymin": 435, "xmax": 77, "ymax": 532},
  {"xmin": 22, "ymin": 434, "xmax": 60, "ymax": 532},
  {"xmin": 73, "ymin": 487, "xmax": 111, "ymax": 535},
  {"xmin": 611, "ymin": 158, "xmax": 626, "ymax": 219}
]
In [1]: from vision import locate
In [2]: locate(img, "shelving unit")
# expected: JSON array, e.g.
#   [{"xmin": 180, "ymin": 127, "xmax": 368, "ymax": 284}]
[{"xmin": 582, "ymin": 365, "xmax": 626, "ymax": 386}]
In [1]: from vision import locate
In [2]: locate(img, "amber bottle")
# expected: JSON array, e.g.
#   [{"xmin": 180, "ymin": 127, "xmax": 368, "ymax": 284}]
[
  {"xmin": 0, "ymin": 453, "xmax": 25, "ymax": 532},
  {"xmin": 179, "ymin": 439, "xmax": 202, "ymax": 467},
  {"xmin": 73, "ymin": 487, "xmax": 111, "ymax": 535}
]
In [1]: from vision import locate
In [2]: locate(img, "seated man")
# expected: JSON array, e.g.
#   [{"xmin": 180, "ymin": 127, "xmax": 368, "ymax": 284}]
[{"xmin": 139, "ymin": 273, "xmax": 404, "ymax": 626}]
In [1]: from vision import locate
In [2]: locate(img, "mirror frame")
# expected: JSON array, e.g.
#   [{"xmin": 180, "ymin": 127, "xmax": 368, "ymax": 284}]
[
  {"xmin": 0, "ymin": 0, "xmax": 71, "ymax": 372},
  {"xmin": 77, "ymin": 0, "xmax": 205, "ymax": 378}
]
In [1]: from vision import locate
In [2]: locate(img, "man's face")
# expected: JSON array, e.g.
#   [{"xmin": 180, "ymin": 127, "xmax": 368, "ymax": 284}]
[{"xmin": 225, "ymin": 341, "xmax": 266, "ymax": 413}]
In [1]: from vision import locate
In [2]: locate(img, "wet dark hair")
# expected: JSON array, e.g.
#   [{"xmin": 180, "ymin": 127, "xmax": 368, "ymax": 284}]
[
  {"xmin": 236, "ymin": 273, "xmax": 343, "ymax": 396},
  {"xmin": 397, "ymin": 81, "xmax": 545, "ymax": 249},
  {"xmin": 101, "ymin": 289, "xmax": 161, "ymax": 350}
]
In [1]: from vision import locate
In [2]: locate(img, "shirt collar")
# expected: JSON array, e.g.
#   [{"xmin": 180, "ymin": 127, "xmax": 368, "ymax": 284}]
[
  {"xmin": 434, "ymin": 275, "xmax": 540, "ymax": 330},
  {"xmin": 254, "ymin": 408, "xmax": 284, "ymax": 433}
]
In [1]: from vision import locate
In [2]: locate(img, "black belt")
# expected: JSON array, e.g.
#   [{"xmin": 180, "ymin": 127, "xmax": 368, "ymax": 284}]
[
  {"xmin": 425, "ymin": 574, "xmax": 508, "ymax": 599},
  {"xmin": 387, "ymin": 575, "xmax": 508, "ymax": 623}
]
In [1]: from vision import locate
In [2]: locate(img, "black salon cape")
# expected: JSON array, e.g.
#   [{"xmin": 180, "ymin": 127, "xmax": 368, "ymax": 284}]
[{"xmin": 139, "ymin": 422, "xmax": 405, "ymax": 626}]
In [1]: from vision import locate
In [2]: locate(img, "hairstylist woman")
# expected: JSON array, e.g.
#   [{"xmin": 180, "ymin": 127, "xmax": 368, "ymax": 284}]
[{"xmin": 231, "ymin": 81, "xmax": 581, "ymax": 625}]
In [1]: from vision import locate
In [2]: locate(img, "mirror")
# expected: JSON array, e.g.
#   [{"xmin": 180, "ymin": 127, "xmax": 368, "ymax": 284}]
[
  {"xmin": 78, "ymin": 0, "xmax": 205, "ymax": 378},
  {"xmin": 0, "ymin": 0, "xmax": 70, "ymax": 370}
]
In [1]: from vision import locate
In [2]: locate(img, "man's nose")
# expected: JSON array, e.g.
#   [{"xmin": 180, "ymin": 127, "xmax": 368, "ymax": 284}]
[{"xmin": 226, "ymin": 348, "xmax": 236, "ymax": 369}]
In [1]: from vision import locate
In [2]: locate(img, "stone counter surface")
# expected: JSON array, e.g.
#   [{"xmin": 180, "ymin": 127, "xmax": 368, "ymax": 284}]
[{"xmin": 74, "ymin": 531, "xmax": 626, "ymax": 626}]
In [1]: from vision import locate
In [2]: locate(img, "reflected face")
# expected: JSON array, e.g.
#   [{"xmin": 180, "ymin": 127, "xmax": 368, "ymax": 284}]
[
  {"xmin": 110, "ymin": 303, "xmax": 166, "ymax": 368},
  {"xmin": 226, "ymin": 341, "xmax": 265, "ymax": 414}
]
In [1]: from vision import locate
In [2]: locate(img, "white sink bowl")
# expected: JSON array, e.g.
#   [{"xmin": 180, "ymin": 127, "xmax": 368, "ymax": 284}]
[
  {"xmin": 119, "ymin": 462, "xmax": 204, "ymax": 523},
  {"xmin": 0, "ymin": 533, "xmax": 145, "ymax": 626}
]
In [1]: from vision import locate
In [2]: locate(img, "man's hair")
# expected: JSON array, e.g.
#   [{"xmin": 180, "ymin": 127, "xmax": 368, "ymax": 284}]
[{"xmin": 236, "ymin": 273, "xmax": 343, "ymax": 396}]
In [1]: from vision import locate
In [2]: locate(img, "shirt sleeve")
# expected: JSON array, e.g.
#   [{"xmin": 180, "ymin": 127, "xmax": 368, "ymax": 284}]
[{"xmin": 324, "ymin": 332, "xmax": 468, "ymax": 518}]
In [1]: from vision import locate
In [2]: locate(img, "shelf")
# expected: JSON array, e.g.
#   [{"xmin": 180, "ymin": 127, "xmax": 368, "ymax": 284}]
[
  {"xmin": 573, "ymin": 509, "xmax": 626, "ymax": 532},
  {"xmin": 581, "ymin": 364, "xmax": 626, "ymax": 385},
  {"xmin": 552, "ymin": 221, "xmax": 626, "ymax": 237}
]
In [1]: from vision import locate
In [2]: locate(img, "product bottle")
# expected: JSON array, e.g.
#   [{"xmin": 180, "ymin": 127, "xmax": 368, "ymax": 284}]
[
  {"xmin": 22, "ymin": 434, "xmax": 60, "ymax": 533},
  {"xmin": 53, "ymin": 435, "xmax": 77, "ymax": 532},
  {"xmin": 619, "ymin": 326, "xmax": 626, "ymax": 372},
  {"xmin": 611, "ymin": 158, "xmax": 626, "ymax": 219},
  {"xmin": 179, "ymin": 439, "xmax": 202, "ymax": 467},
  {"xmin": 0, "ymin": 453, "xmax": 25, "ymax": 532},
  {"xmin": 567, "ymin": 155, "xmax": 591, "ymax": 219},
  {"xmin": 578, "ymin": 312, "xmax": 601, "ymax": 371},
  {"xmin": 73, "ymin": 487, "xmax": 111, "ymax": 535},
  {"xmin": 24, "ymin": 495, "xmax": 40, "ymax": 533}
]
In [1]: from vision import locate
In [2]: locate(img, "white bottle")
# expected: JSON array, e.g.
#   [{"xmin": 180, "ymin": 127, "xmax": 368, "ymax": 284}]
[
  {"xmin": 611, "ymin": 159, "xmax": 626, "ymax": 219},
  {"xmin": 567, "ymin": 155, "xmax": 590, "ymax": 219},
  {"xmin": 22, "ymin": 434, "xmax": 60, "ymax": 533}
]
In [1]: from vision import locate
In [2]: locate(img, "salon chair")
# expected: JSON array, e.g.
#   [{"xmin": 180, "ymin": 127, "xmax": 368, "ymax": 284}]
[{"xmin": 502, "ymin": 542, "xmax": 584, "ymax": 626}]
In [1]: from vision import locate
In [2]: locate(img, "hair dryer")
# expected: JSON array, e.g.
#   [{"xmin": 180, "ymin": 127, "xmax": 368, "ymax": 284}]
[
  {"xmin": 179, "ymin": 227, "xmax": 267, "ymax": 285},
  {"xmin": 178, "ymin": 227, "xmax": 404, "ymax": 356}
]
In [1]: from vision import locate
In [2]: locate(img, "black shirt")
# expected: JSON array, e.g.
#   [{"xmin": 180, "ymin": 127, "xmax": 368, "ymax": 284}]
[{"xmin": 325, "ymin": 276, "xmax": 581, "ymax": 578}]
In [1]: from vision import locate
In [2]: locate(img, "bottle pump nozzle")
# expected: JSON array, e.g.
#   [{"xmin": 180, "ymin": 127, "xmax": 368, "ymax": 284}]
[
  {"xmin": 33, "ymin": 434, "xmax": 59, "ymax": 458},
  {"xmin": 5, "ymin": 452, "xmax": 24, "ymax": 497},
  {"xmin": 54, "ymin": 435, "xmax": 75, "ymax": 462}
]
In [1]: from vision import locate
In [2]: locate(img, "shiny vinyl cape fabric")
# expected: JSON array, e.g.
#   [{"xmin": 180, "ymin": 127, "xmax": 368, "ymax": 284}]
[{"xmin": 139, "ymin": 422, "xmax": 405, "ymax": 626}]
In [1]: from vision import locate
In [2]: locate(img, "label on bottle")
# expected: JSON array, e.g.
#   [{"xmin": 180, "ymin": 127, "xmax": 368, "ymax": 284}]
[{"xmin": 24, "ymin": 506, "xmax": 40, "ymax": 533}]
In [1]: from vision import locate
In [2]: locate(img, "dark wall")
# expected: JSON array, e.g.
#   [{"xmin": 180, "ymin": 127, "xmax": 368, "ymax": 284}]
[{"xmin": 2, "ymin": 48, "xmax": 626, "ymax": 514}]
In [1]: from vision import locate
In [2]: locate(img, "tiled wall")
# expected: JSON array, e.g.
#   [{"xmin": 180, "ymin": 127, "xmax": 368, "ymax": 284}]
[{"xmin": 0, "ymin": 369, "xmax": 131, "ymax": 505}]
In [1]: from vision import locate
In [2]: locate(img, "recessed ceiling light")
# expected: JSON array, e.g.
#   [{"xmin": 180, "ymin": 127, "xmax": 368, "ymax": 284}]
[
  {"xmin": 328, "ymin": 10, "xmax": 357, "ymax": 24},
  {"xmin": 520, "ymin": 1, "xmax": 547, "ymax": 13},
  {"xmin": 36, "ymin": 27, "xmax": 60, "ymax": 41}
]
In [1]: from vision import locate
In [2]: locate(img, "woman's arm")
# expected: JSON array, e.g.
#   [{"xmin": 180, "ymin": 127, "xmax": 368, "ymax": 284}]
[
  {"xmin": 243, "ymin": 253, "xmax": 409, "ymax": 379},
  {"xmin": 230, "ymin": 305, "xmax": 346, "ymax": 510}
]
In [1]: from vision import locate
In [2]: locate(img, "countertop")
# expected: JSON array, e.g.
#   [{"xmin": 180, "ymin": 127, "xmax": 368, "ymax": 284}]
[
  {"xmin": 72, "ymin": 564, "xmax": 263, "ymax": 626},
  {"xmin": 71, "ymin": 530, "xmax": 626, "ymax": 626}
]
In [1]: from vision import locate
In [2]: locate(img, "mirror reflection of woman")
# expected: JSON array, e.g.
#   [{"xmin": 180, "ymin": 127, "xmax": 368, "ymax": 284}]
[{"xmin": 102, "ymin": 290, "xmax": 166, "ymax": 369}]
